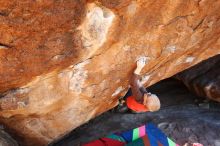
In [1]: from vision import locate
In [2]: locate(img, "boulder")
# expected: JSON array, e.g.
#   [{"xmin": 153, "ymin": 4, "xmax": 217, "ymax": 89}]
[
  {"xmin": 176, "ymin": 54, "xmax": 220, "ymax": 102},
  {"xmin": 0, "ymin": 0, "xmax": 220, "ymax": 145}
]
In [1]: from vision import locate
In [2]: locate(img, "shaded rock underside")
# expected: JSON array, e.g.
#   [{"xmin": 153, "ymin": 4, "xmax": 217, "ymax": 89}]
[{"xmin": 176, "ymin": 54, "xmax": 220, "ymax": 102}]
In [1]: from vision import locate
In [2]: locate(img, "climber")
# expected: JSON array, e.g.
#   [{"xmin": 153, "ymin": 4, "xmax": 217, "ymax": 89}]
[{"xmin": 116, "ymin": 57, "xmax": 161, "ymax": 113}]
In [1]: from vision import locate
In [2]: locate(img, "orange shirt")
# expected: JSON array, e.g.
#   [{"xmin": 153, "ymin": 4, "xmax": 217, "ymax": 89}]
[{"xmin": 126, "ymin": 96, "xmax": 148, "ymax": 112}]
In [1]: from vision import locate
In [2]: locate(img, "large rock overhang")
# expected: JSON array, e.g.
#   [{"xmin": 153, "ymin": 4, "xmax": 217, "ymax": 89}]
[{"xmin": 0, "ymin": 0, "xmax": 220, "ymax": 145}]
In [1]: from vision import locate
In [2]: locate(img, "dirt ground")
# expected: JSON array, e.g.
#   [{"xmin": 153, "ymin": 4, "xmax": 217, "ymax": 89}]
[{"xmin": 52, "ymin": 79, "xmax": 220, "ymax": 146}]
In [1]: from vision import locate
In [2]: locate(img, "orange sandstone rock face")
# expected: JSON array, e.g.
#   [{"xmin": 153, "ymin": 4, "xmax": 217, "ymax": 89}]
[{"xmin": 0, "ymin": 0, "xmax": 220, "ymax": 145}]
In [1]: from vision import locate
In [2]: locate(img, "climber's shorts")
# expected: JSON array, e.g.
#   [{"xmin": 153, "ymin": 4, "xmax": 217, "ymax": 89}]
[{"xmin": 126, "ymin": 96, "xmax": 148, "ymax": 113}]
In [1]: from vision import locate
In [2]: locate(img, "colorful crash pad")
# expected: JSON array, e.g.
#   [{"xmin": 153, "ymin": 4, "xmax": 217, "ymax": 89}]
[{"xmin": 83, "ymin": 123, "xmax": 179, "ymax": 146}]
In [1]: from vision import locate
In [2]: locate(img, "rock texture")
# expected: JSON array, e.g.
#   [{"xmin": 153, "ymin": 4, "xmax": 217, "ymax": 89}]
[
  {"xmin": 0, "ymin": 127, "xmax": 18, "ymax": 146},
  {"xmin": 0, "ymin": 0, "xmax": 220, "ymax": 145},
  {"xmin": 176, "ymin": 54, "xmax": 220, "ymax": 102}
]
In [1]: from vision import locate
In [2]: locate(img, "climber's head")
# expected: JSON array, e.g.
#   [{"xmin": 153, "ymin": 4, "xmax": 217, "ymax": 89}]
[{"xmin": 143, "ymin": 93, "xmax": 160, "ymax": 112}]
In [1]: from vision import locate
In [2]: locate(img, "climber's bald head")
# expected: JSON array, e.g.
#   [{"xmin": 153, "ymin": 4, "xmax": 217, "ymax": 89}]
[{"xmin": 143, "ymin": 94, "xmax": 160, "ymax": 112}]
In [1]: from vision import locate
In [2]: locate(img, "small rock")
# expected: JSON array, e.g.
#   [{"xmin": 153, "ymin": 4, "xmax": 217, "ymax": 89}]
[
  {"xmin": 158, "ymin": 122, "xmax": 169, "ymax": 129},
  {"xmin": 198, "ymin": 103, "xmax": 210, "ymax": 109}
]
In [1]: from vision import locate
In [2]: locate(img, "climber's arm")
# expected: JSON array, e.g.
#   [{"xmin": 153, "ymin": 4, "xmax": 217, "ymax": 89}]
[
  {"xmin": 130, "ymin": 73, "xmax": 143, "ymax": 103},
  {"xmin": 130, "ymin": 58, "xmax": 147, "ymax": 103}
]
